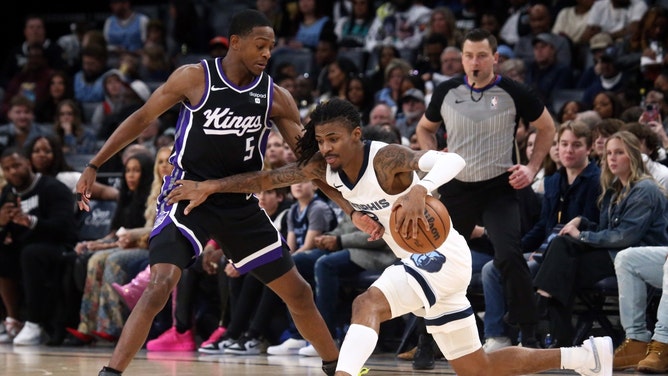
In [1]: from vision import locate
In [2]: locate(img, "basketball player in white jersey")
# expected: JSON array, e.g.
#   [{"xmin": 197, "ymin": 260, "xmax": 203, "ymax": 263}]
[{"xmin": 166, "ymin": 98, "xmax": 613, "ymax": 376}]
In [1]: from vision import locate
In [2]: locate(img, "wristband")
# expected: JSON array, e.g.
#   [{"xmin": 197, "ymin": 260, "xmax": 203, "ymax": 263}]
[
  {"xmin": 349, "ymin": 210, "xmax": 359, "ymax": 219},
  {"xmin": 86, "ymin": 163, "xmax": 99, "ymax": 171}
]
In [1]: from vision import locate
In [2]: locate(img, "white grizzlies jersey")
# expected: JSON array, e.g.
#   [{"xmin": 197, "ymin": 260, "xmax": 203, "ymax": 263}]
[{"xmin": 325, "ymin": 141, "xmax": 472, "ymax": 313}]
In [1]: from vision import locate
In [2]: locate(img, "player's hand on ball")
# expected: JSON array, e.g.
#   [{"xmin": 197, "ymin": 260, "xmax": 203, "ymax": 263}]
[{"xmin": 391, "ymin": 187, "xmax": 428, "ymax": 239}]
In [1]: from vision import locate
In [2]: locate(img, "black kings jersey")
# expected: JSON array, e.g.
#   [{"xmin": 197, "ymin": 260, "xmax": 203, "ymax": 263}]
[{"xmin": 169, "ymin": 58, "xmax": 273, "ymax": 205}]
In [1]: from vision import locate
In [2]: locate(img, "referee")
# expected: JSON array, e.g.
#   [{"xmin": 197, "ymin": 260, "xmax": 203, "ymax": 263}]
[{"xmin": 416, "ymin": 28, "xmax": 556, "ymax": 347}]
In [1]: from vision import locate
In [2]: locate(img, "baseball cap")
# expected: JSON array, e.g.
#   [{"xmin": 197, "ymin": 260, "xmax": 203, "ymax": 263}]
[
  {"xmin": 497, "ymin": 44, "xmax": 515, "ymax": 59},
  {"xmin": 209, "ymin": 36, "xmax": 229, "ymax": 49},
  {"xmin": 532, "ymin": 33, "xmax": 556, "ymax": 47},
  {"xmin": 589, "ymin": 32, "xmax": 613, "ymax": 51},
  {"xmin": 401, "ymin": 88, "xmax": 425, "ymax": 103}
]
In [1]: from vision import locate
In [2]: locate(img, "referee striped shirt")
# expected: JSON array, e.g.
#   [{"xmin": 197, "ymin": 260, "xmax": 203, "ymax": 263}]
[{"xmin": 425, "ymin": 75, "xmax": 545, "ymax": 182}]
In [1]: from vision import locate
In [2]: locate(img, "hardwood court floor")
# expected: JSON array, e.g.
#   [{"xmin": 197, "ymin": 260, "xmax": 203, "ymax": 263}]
[{"xmin": 0, "ymin": 342, "xmax": 661, "ymax": 375}]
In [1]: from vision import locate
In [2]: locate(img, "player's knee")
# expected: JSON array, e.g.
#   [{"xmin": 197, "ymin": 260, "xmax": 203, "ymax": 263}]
[
  {"xmin": 142, "ymin": 268, "xmax": 180, "ymax": 309},
  {"xmin": 282, "ymin": 278, "xmax": 315, "ymax": 312},
  {"xmin": 351, "ymin": 290, "xmax": 384, "ymax": 318}
]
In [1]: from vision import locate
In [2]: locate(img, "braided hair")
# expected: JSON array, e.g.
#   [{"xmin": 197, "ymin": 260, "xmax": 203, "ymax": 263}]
[{"xmin": 296, "ymin": 98, "xmax": 361, "ymax": 166}]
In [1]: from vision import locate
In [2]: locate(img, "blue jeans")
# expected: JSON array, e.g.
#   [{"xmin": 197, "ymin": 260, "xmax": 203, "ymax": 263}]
[
  {"xmin": 481, "ymin": 253, "xmax": 540, "ymax": 339},
  {"xmin": 314, "ymin": 250, "xmax": 364, "ymax": 337},
  {"xmin": 614, "ymin": 246, "xmax": 668, "ymax": 344}
]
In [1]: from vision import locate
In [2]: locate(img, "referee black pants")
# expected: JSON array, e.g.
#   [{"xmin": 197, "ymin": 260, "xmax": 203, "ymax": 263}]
[{"xmin": 439, "ymin": 173, "xmax": 537, "ymax": 325}]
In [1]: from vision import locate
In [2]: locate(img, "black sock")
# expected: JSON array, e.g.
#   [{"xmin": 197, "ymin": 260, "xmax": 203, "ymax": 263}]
[
  {"xmin": 322, "ymin": 359, "xmax": 338, "ymax": 376},
  {"xmin": 99, "ymin": 366, "xmax": 122, "ymax": 375}
]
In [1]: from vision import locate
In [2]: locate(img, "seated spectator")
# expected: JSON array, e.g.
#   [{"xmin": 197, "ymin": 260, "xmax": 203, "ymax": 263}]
[
  {"xmin": 575, "ymin": 32, "xmax": 614, "ymax": 91},
  {"xmin": 73, "ymin": 45, "xmax": 109, "ymax": 104},
  {"xmin": 374, "ymin": 58, "xmax": 412, "ymax": 116},
  {"xmin": 580, "ymin": 0, "xmax": 648, "ymax": 45},
  {"xmin": 26, "ymin": 135, "xmax": 118, "ymax": 201},
  {"xmin": 316, "ymin": 56, "xmax": 360, "ymax": 103},
  {"xmin": 103, "ymin": 0, "xmax": 150, "ymax": 55},
  {"xmin": 622, "ymin": 121, "xmax": 668, "ymax": 190},
  {"xmin": 367, "ymin": 103, "xmax": 396, "ymax": 128},
  {"xmin": 345, "ymin": 75, "xmax": 374, "ymax": 127},
  {"xmin": 138, "ymin": 44, "xmax": 171, "ymax": 82},
  {"xmin": 98, "ymin": 79, "xmax": 152, "ymax": 141},
  {"xmin": 34, "ymin": 70, "xmax": 76, "ymax": 125},
  {"xmin": 65, "ymin": 152, "xmax": 154, "ymax": 344},
  {"xmin": 429, "ymin": 47, "xmax": 464, "ymax": 88},
  {"xmin": 580, "ymin": 49, "xmax": 630, "ymax": 108},
  {"xmin": 497, "ymin": 58, "xmax": 526, "ymax": 83},
  {"xmin": 524, "ymin": 33, "xmax": 574, "ymax": 113},
  {"xmin": 574, "ymin": 109, "xmax": 602, "ymax": 129},
  {"xmin": 424, "ymin": 7, "xmax": 464, "ymax": 49},
  {"xmin": 481, "ymin": 121, "xmax": 601, "ymax": 351},
  {"xmin": 334, "ymin": 0, "xmax": 374, "ymax": 48},
  {"xmin": 0, "ymin": 43, "xmax": 54, "ymax": 123},
  {"xmin": 533, "ymin": 131, "xmax": 668, "ymax": 347},
  {"xmin": 591, "ymin": 118, "xmax": 625, "ymax": 165},
  {"xmin": 525, "ymin": 127, "xmax": 560, "ymax": 194},
  {"xmin": 0, "ymin": 95, "xmax": 53, "ymax": 152},
  {"xmin": 0, "ymin": 147, "xmax": 78, "ymax": 345},
  {"xmin": 613, "ymin": 246, "xmax": 668, "ymax": 372},
  {"xmin": 364, "ymin": 0, "xmax": 431, "ymax": 58},
  {"xmin": 414, "ymin": 33, "xmax": 448, "ymax": 83},
  {"xmin": 551, "ymin": 0, "xmax": 594, "ymax": 47},
  {"xmin": 592, "ymin": 91, "xmax": 625, "ymax": 121},
  {"xmin": 0, "ymin": 15, "xmax": 66, "ymax": 89},
  {"xmin": 52, "ymin": 99, "xmax": 97, "ymax": 155},
  {"xmin": 513, "ymin": 5, "xmax": 572, "ymax": 68},
  {"xmin": 556, "ymin": 100, "xmax": 588, "ymax": 123},
  {"xmin": 394, "ymin": 88, "xmax": 426, "ymax": 145},
  {"xmin": 365, "ymin": 44, "xmax": 400, "ymax": 96},
  {"xmin": 90, "ymin": 69, "xmax": 128, "ymax": 135},
  {"xmin": 282, "ymin": 0, "xmax": 333, "ymax": 50}
]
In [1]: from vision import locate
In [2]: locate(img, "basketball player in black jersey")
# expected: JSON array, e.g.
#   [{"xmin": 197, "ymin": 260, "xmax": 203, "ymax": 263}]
[{"xmin": 75, "ymin": 9, "xmax": 376, "ymax": 376}]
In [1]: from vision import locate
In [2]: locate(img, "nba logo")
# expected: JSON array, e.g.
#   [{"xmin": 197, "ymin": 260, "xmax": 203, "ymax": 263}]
[{"xmin": 490, "ymin": 96, "xmax": 498, "ymax": 109}]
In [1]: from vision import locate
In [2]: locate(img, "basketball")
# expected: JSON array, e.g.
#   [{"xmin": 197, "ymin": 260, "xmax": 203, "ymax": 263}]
[{"xmin": 390, "ymin": 195, "xmax": 450, "ymax": 254}]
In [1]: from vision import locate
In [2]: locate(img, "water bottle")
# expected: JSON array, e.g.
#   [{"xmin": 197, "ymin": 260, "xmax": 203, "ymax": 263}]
[{"xmin": 543, "ymin": 333, "xmax": 553, "ymax": 348}]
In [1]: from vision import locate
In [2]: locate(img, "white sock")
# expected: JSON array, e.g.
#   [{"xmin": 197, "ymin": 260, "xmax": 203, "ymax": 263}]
[
  {"xmin": 336, "ymin": 324, "xmax": 378, "ymax": 375},
  {"xmin": 560, "ymin": 345, "xmax": 588, "ymax": 370}
]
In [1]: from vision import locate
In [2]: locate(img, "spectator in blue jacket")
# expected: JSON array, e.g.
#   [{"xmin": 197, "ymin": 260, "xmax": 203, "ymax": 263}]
[{"xmin": 534, "ymin": 131, "xmax": 668, "ymax": 347}]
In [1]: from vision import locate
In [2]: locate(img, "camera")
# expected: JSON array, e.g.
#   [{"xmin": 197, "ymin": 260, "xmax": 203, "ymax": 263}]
[
  {"xmin": 642, "ymin": 103, "xmax": 661, "ymax": 124},
  {"xmin": 4, "ymin": 191, "xmax": 19, "ymax": 206}
]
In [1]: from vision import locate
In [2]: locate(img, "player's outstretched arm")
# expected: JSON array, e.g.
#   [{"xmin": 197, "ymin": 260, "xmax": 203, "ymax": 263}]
[{"xmin": 167, "ymin": 158, "xmax": 324, "ymax": 214}]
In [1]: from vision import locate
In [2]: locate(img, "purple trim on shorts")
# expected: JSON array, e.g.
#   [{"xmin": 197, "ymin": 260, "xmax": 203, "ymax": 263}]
[
  {"xmin": 150, "ymin": 207, "xmax": 202, "ymax": 258},
  {"xmin": 170, "ymin": 110, "xmax": 191, "ymax": 168},
  {"xmin": 234, "ymin": 245, "xmax": 283, "ymax": 274}
]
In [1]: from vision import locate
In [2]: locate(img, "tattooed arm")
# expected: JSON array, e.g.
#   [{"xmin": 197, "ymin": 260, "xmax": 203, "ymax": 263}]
[
  {"xmin": 166, "ymin": 155, "xmax": 327, "ymax": 215},
  {"xmin": 376, "ymin": 144, "xmax": 465, "ymax": 238}
]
